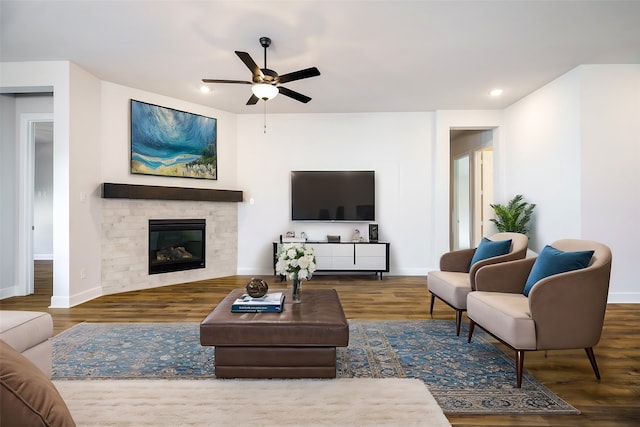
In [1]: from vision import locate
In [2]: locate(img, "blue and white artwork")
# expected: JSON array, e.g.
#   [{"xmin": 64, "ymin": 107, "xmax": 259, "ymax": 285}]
[{"xmin": 130, "ymin": 100, "xmax": 217, "ymax": 179}]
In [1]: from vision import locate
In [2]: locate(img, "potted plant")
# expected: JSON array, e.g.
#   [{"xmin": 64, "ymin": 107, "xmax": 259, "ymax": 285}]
[{"xmin": 489, "ymin": 194, "xmax": 536, "ymax": 236}]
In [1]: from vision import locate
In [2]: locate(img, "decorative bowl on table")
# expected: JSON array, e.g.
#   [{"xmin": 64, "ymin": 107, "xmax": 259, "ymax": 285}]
[{"xmin": 246, "ymin": 278, "xmax": 269, "ymax": 298}]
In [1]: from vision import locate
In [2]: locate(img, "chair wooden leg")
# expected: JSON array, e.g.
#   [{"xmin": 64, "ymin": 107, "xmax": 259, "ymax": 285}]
[
  {"xmin": 515, "ymin": 350, "xmax": 525, "ymax": 388},
  {"xmin": 429, "ymin": 294, "xmax": 435, "ymax": 317},
  {"xmin": 455, "ymin": 310, "xmax": 463, "ymax": 336},
  {"xmin": 585, "ymin": 347, "xmax": 601, "ymax": 380},
  {"xmin": 467, "ymin": 319, "xmax": 475, "ymax": 343}
]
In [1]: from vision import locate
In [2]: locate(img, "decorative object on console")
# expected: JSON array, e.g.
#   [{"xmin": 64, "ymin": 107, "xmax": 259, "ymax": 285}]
[
  {"xmin": 275, "ymin": 243, "xmax": 317, "ymax": 303},
  {"xmin": 369, "ymin": 223, "xmax": 379, "ymax": 242},
  {"xmin": 352, "ymin": 229, "xmax": 363, "ymax": 242},
  {"xmin": 281, "ymin": 231, "xmax": 306, "ymax": 243},
  {"xmin": 130, "ymin": 99, "xmax": 217, "ymax": 180},
  {"xmin": 245, "ymin": 278, "xmax": 269, "ymax": 298},
  {"xmin": 327, "ymin": 235, "xmax": 341, "ymax": 243}
]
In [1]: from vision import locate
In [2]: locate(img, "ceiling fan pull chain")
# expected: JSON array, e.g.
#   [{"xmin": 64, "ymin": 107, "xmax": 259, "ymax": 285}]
[{"xmin": 264, "ymin": 101, "xmax": 267, "ymax": 134}]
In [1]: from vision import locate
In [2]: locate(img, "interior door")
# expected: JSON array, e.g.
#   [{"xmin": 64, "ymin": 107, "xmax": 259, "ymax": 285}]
[{"xmin": 452, "ymin": 154, "xmax": 470, "ymax": 250}]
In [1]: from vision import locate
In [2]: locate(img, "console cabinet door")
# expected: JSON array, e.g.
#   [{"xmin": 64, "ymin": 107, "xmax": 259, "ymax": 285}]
[
  {"xmin": 353, "ymin": 244, "xmax": 387, "ymax": 270},
  {"xmin": 331, "ymin": 244, "xmax": 357, "ymax": 269},
  {"xmin": 307, "ymin": 243, "xmax": 333, "ymax": 270}
]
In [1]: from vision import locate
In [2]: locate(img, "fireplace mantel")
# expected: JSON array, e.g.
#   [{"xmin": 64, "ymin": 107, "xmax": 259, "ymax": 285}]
[{"xmin": 101, "ymin": 183, "xmax": 243, "ymax": 202}]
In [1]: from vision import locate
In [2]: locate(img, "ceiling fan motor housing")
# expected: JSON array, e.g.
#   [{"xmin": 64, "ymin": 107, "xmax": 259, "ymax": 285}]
[{"xmin": 255, "ymin": 68, "xmax": 278, "ymax": 84}]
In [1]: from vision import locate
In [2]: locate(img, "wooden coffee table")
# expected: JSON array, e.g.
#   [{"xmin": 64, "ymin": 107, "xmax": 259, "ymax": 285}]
[{"xmin": 200, "ymin": 288, "xmax": 349, "ymax": 378}]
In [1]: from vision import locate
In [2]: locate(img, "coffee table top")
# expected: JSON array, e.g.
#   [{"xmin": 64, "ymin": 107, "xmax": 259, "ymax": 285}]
[{"xmin": 200, "ymin": 288, "xmax": 349, "ymax": 347}]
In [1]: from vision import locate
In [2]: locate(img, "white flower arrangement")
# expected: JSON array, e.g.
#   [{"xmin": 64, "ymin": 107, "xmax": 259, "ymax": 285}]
[{"xmin": 275, "ymin": 243, "xmax": 317, "ymax": 281}]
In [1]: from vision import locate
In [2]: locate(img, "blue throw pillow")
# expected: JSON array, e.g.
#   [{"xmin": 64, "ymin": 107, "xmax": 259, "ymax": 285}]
[
  {"xmin": 523, "ymin": 245, "xmax": 594, "ymax": 296},
  {"xmin": 469, "ymin": 237, "xmax": 512, "ymax": 270}
]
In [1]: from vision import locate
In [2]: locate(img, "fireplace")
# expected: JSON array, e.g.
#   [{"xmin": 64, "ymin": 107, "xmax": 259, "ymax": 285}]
[{"xmin": 149, "ymin": 219, "xmax": 205, "ymax": 274}]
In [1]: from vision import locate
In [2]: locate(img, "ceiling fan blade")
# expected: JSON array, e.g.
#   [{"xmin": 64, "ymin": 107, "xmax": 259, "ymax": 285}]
[
  {"xmin": 235, "ymin": 51, "xmax": 263, "ymax": 78},
  {"xmin": 246, "ymin": 94, "xmax": 260, "ymax": 105},
  {"xmin": 278, "ymin": 86, "xmax": 312, "ymax": 103},
  {"xmin": 202, "ymin": 79, "xmax": 252, "ymax": 84},
  {"xmin": 278, "ymin": 67, "xmax": 320, "ymax": 84}
]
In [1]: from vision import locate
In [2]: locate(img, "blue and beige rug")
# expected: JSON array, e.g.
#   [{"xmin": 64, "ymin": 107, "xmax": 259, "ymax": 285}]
[{"xmin": 51, "ymin": 320, "xmax": 579, "ymax": 415}]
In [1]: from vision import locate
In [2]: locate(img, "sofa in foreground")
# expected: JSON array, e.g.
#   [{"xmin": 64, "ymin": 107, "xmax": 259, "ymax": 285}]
[{"xmin": 0, "ymin": 310, "xmax": 53, "ymax": 377}]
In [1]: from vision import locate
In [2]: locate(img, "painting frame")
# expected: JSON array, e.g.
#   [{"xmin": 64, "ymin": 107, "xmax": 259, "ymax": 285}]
[{"xmin": 130, "ymin": 99, "xmax": 217, "ymax": 180}]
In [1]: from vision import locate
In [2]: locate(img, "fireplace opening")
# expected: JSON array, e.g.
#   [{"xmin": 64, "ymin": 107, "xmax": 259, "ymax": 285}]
[{"xmin": 149, "ymin": 219, "xmax": 205, "ymax": 274}]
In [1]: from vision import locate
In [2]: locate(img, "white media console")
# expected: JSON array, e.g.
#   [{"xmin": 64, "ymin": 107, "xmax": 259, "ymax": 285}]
[{"xmin": 273, "ymin": 241, "xmax": 390, "ymax": 279}]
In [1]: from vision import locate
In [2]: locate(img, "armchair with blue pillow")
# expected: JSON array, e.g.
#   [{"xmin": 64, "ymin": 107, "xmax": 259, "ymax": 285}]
[
  {"xmin": 428, "ymin": 232, "xmax": 529, "ymax": 335},
  {"xmin": 466, "ymin": 239, "xmax": 612, "ymax": 387}
]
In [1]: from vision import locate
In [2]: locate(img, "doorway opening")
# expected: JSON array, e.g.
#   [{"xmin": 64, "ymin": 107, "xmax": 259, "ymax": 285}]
[
  {"xmin": 450, "ymin": 129, "xmax": 495, "ymax": 250},
  {"xmin": 18, "ymin": 113, "xmax": 54, "ymax": 297}
]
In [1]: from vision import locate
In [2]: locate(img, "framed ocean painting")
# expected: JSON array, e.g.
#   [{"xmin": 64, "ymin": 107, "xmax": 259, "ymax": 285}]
[{"xmin": 130, "ymin": 100, "xmax": 217, "ymax": 180}]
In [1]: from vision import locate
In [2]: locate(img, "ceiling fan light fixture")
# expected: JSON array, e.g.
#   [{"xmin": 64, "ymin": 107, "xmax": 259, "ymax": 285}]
[{"xmin": 252, "ymin": 83, "xmax": 278, "ymax": 100}]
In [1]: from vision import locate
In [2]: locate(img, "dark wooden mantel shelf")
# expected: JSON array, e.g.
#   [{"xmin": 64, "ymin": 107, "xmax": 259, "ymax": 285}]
[{"xmin": 101, "ymin": 183, "xmax": 243, "ymax": 203}]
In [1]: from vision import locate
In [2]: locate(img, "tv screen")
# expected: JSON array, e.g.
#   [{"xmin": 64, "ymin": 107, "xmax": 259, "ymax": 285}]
[{"xmin": 291, "ymin": 171, "xmax": 375, "ymax": 221}]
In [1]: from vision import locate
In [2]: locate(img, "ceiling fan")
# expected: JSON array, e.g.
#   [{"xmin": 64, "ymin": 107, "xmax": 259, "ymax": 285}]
[{"xmin": 202, "ymin": 37, "xmax": 320, "ymax": 105}]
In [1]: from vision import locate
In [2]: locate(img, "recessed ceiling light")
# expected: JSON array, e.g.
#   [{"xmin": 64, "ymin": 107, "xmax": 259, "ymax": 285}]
[
  {"xmin": 200, "ymin": 85, "xmax": 211, "ymax": 93},
  {"xmin": 489, "ymin": 88, "xmax": 503, "ymax": 97}
]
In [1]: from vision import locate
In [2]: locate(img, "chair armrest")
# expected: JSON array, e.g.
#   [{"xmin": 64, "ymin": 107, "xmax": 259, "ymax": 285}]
[
  {"xmin": 473, "ymin": 258, "xmax": 536, "ymax": 293},
  {"xmin": 468, "ymin": 245, "xmax": 529, "ymax": 288},
  {"xmin": 440, "ymin": 248, "xmax": 475, "ymax": 272},
  {"xmin": 528, "ymin": 262, "xmax": 612, "ymax": 350}
]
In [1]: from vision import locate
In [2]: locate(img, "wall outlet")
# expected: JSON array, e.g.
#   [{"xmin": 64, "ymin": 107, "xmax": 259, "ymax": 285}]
[{"xmin": 80, "ymin": 268, "xmax": 87, "ymax": 279}]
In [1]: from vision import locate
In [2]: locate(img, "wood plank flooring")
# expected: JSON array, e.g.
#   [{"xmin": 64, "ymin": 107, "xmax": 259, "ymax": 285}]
[{"xmin": 1, "ymin": 261, "xmax": 638, "ymax": 426}]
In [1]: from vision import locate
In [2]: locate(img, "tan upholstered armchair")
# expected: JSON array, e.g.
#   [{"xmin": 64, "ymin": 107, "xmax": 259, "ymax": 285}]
[
  {"xmin": 467, "ymin": 239, "xmax": 612, "ymax": 388},
  {"xmin": 428, "ymin": 232, "xmax": 529, "ymax": 335}
]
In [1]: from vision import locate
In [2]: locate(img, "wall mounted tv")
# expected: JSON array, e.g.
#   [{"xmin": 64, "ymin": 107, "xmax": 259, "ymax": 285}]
[{"xmin": 291, "ymin": 170, "xmax": 375, "ymax": 222}]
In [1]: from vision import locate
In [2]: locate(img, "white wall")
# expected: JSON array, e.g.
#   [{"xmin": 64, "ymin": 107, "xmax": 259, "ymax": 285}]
[
  {"xmin": 0, "ymin": 95, "xmax": 54, "ymax": 297},
  {"xmin": 503, "ymin": 65, "xmax": 640, "ymax": 302},
  {"xmin": 0, "ymin": 94, "xmax": 17, "ymax": 298},
  {"xmin": 100, "ymin": 82, "xmax": 238, "ymax": 191},
  {"xmin": 579, "ymin": 65, "xmax": 640, "ymax": 302},
  {"xmin": 503, "ymin": 71, "xmax": 582, "ymax": 250},
  {"xmin": 1, "ymin": 61, "xmax": 72, "ymax": 304},
  {"xmin": 236, "ymin": 112, "xmax": 434, "ymax": 276}
]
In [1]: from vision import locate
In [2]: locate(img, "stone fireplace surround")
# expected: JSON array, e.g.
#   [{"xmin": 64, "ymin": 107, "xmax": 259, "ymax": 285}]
[{"xmin": 100, "ymin": 183, "xmax": 242, "ymax": 296}]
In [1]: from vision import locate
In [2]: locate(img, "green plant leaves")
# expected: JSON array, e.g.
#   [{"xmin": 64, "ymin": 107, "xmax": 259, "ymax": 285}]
[{"xmin": 489, "ymin": 194, "xmax": 536, "ymax": 235}]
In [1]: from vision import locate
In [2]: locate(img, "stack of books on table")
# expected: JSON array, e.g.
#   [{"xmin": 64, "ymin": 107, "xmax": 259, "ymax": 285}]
[{"xmin": 231, "ymin": 292, "xmax": 285, "ymax": 313}]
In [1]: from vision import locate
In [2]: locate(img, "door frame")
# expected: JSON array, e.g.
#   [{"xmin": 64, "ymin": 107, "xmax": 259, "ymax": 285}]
[
  {"xmin": 18, "ymin": 113, "xmax": 53, "ymax": 295},
  {"xmin": 449, "ymin": 129, "xmax": 495, "ymax": 250}
]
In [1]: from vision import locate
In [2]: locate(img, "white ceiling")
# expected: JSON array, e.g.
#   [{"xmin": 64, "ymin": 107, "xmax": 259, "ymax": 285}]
[{"xmin": 2, "ymin": 1, "xmax": 639, "ymax": 114}]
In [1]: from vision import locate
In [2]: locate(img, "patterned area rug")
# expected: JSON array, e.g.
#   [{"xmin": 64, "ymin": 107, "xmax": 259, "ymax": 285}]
[{"xmin": 51, "ymin": 320, "xmax": 579, "ymax": 415}]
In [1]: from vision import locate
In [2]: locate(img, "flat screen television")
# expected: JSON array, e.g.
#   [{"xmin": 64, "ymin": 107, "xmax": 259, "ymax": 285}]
[{"xmin": 291, "ymin": 171, "xmax": 375, "ymax": 221}]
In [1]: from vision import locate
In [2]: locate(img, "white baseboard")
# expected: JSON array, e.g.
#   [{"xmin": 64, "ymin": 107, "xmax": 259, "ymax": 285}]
[
  {"xmin": 50, "ymin": 285, "xmax": 103, "ymax": 308},
  {"xmin": 34, "ymin": 253, "xmax": 54, "ymax": 260},
  {"xmin": 606, "ymin": 292, "xmax": 640, "ymax": 304},
  {"xmin": 0, "ymin": 285, "xmax": 21, "ymax": 300}
]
